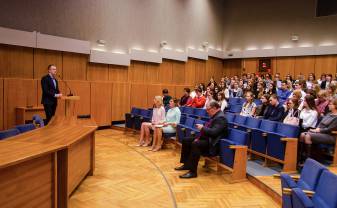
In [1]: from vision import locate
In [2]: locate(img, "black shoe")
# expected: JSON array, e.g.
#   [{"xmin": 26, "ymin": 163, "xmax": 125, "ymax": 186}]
[
  {"xmin": 174, "ymin": 165, "xmax": 189, "ymax": 171},
  {"xmin": 179, "ymin": 171, "xmax": 197, "ymax": 179}
]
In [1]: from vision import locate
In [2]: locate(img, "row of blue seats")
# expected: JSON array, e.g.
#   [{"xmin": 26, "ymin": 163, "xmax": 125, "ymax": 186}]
[
  {"xmin": 125, "ymin": 108, "xmax": 153, "ymax": 130},
  {"xmin": 280, "ymin": 158, "xmax": 337, "ymax": 208}
]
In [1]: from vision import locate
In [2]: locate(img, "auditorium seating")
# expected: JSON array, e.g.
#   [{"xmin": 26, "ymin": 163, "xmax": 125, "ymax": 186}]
[
  {"xmin": 176, "ymin": 117, "xmax": 195, "ymax": 143},
  {"xmin": 279, "ymin": 158, "xmax": 327, "ymax": 208},
  {"xmin": 0, "ymin": 128, "xmax": 20, "ymax": 140},
  {"xmin": 134, "ymin": 109, "xmax": 152, "ymax": 130},
  {"xmin": 290, "ymin": 170, "xmax": 337, "ymax": 208},
  {"xmin": 125, "ymin": 107, "xmax": 141, "ymax": 129},
  {"xmin": 32, "ymin": 114, "xmax": 45, "ymax": 127},
  {"xmin": 15, "ymin": 123, "xmax": 36, "ymax": 133}
]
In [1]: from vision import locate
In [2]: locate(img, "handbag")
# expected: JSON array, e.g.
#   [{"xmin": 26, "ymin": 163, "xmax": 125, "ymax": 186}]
[{"xmin": 283, "ymin": 109, "xmax": 300, "ymax": 126}]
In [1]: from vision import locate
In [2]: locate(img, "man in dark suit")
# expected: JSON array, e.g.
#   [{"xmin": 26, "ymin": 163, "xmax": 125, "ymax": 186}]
[
  {"xmin": 175, "ymin": 101, "xmax": 228, "ymax": 178},
  {"xmin": 41, "ymin": 65, "xmax": 62, "ymax": 124},
  {"xmin": 263, "ymin": 94, "xmax": 285, "ymax": 122}
]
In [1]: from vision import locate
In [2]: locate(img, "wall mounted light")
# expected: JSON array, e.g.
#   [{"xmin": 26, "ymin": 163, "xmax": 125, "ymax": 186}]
[{"xmin": 97, "ymin": 39, "xmax": 106, "ymax": 47}]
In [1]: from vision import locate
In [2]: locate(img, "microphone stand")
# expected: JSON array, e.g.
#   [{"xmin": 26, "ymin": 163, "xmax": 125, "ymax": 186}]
[{"xmin": 57, "ymin": 74, "xmax": 74, "ymax": 96}]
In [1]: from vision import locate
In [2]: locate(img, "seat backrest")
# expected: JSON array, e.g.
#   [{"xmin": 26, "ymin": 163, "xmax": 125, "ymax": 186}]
[
  {"xmin": 245, "ymin": 117, "xmax": 261, "ymax": 128},
  {"xmin": 32, "ymin": 114, "xmax": 45, "ymax": 127},
  {"xmin": 184, "ymin": 107, "xmax": 194, "ymax": 115},
  {"xmin": 131, "ymin": 107, "xmax": 140, "ymax": 115},
  {"xmin": 194, "ymin": 119, "xmax": 206, "ymax": 126},
  {"xmin": 234, "ymin": 115, "xmax": 247, "ymax": 125},
  {"xmin": 276, "ymin": 123, "xmax": 300, "ymax": 138},
  {"xmin": 0, "ymin": 128, "xmax": 20, "ymax": 140},
  {"xmin": 228, "ymin": 128, "xmax": 248, "ymax": 145},
  {"xmin": 238, "ymin": 98, "xmax": 246, "ymax": 105},
  {"xmin": 15, "ymin": 123, "xmax": 36, "ymax": 133},
  {"xmin": 229, "ymin": 97, "xmax": 240, "ymax": 105},
  {"xmin": 194, "ymin": 108, "xmax": 207, "ymax": 117},
  {"xmin": 140, "ymin": 109, "xmax": 148, "ymax": 117},
  {"xmin": 312, "ymin": 170, "xmax": 337, "ymax": 208},
  {"xmin": 230, "ymin": 104, "xmax": 242, "ymax": 113},
  {"xmin": 254, "ymin": 99, "xmax": 262, "ymax": 106},
  {"xmin": 259, "ymin": 119, "xmax": 277, "ymax": 132},
  {"xmin": 185, "ymin": 117, "xmax": 195, "ymax": 127},
  {"xmin": 226, "ymin": 113, "xmax": 236, "ymax": 123},
  {"xmin": 297, "ymin": 158, "xmax": 328, "ymax": 191},
  {"xmin": 180, "ymin": 115, "xmax": 187, "ymax": 124},
  {"xmin": 179, "ymin": 106, "xmax": 186, "ymax": 114}
]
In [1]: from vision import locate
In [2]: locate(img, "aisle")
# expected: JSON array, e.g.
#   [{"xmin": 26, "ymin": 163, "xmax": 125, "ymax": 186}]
[{"xmin": 69, "ymin": 129, "xmax": 280, "ymax": 208}]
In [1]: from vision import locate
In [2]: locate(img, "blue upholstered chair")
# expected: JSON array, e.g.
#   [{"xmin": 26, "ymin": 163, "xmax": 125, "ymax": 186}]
[
  {"xmin": 250, "ymin": 119, "xmax": 278, "ymax": 154},
  {"xmin": 15, "ymin": 123, "xmax": 35, "ymax": 133},
  {"xmin": 32, "ymin": 114, "xmax": 45, "ymax": 127},
  {"xmin": 125, "ymin": 107, "xmax": 141, "ymax": 129},
  {"xmin": 0, "ymin": 128, "xmax": 20, "ymax": 140}
]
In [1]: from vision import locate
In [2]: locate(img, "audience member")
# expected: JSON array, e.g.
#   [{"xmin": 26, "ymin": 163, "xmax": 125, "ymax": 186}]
[
  {"xmin": 299, "ymin": 95, "xmax": 318, "ymax": 131},
  {"xmin": 264, "ymin": 94, "xmax": 285, "ymax": 121},
  {"xmin": 179, "ymin": 88, "xmax": 192, "ymax": 106},
  {"xmin": 217, "ymin": 92, "xmax": 228, "ymax": 111},
  {"xmin": 188, "ymin": 88, "xmax": 206, "ymax": 108},
  {"xmin": 162, "ymin": 89, "xmax": 172, "ymax": 107},
  {"xmin": 256, "ymin": 94, "xmax": 271, "ymax": 117},
  {"xmin": 240, "ymin": 91, "xmax": 256, "ymax": 117}
]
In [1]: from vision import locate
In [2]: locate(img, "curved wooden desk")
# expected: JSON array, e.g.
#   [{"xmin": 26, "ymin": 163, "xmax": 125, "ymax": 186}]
[{"xmin": 0, "ymin": 116, "xmax": 97, "ymax": 208}]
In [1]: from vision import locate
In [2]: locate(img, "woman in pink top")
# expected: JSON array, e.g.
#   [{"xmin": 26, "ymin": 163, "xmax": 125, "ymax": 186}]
[{"xmin": 137, "ymin": 96, "xmax": 166, "ymax": 147}]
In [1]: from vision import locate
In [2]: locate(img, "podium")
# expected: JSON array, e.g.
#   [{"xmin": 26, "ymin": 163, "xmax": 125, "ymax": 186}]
[{"xmin": 61, "ymin": 95, "xmax": 80, "ymax": 117}]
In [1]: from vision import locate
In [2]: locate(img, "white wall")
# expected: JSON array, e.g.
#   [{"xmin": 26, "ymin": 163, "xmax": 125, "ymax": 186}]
[
  {"xmin": 222, "ymin": 0, "xmax": 337, "ymax": 51},
  {"xmin": 0, "ymin": 0, "xmax": 225, "ymax": 53}
]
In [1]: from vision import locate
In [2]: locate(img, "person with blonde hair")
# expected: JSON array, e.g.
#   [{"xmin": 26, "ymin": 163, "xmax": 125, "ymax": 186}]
[
  {"xmin": 137, "ymin": 96, "xmax": 165, "ymax": 147},
  {"xmin": 316, "ymin": 90, "xmax": 330, "ymax": 116},
  {"xmin": 240, "ymin": 91, "xmax": 256, "ymax": 117}
]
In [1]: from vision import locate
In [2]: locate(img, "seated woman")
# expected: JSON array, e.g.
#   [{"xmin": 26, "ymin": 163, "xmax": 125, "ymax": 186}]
[
  {"xmin": 240, "ymin": 91, "xmax": 256, "ymax": 117},
  {"xmin": 217, "ymin": 92, "xmax": 228, "ymax": 111},
  {"xmin": 151, "ymin": 99, "xmax": 181, "ymax": 151},
  {"xmin": 137, "ymin": 96, "xmax": 165, "ymax": 147},
  {"xmin": 283, "ymin": 97, "xmax": 300, "ymax": 126},
  {"xmin": 315, "ymin": 90, "xmax": 330, "ymax": 117},
  {"xmin": 299, "ymin": 95, "xmax": 318, "ymax": 131},
  {"xmin": 179, "ymin": 88, "xmax": 192, "ymax": 106},
  {"xmin": 299, "ymin": 98, "xmax": 337, "ymax": 162}
]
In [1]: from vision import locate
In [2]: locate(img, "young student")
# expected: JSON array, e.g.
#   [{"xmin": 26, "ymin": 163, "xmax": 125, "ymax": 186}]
[{"xmin": 240, "ymin": 91, "xmax": 256, "ymax": 117}]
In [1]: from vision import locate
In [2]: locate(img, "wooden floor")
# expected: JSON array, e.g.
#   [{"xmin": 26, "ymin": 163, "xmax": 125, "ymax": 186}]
[{"xmin": 69, "ymin": 129, "xmax": 280, "ymax": 208}]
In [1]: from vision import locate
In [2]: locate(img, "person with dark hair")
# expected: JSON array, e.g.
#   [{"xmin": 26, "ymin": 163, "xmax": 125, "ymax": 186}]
[
  {"xmin": 254, "ymin": 81, "xmax": 265, "ymax": 99},
  {"xmin": 265, "ymin": 81, "xmax": 277, "ymax": 96},
  {"xmin": 256, "ymin": 94, "xmax": 271, "ymax": 117},
  {"xmin": 274, "ymin": 73, "xmax": 282, "ymax": 89},
  {"xmin": 306, "ymin": 73, "xmax": 316, "ymax": 90},
  {"xmin": 263, "ymin": 94, "xmax": 285, "ymax": 121},
  {"xmin": 187, "ymin": 88, "xmax": 206, "ymax": 108},
  {"xmin": 41, "ymin": 64, "xmax": 62, "ymax": 125},
  {"xmin": 179, "ymin": 88, "xmax": 192, "ymax": 106},
  {"xmin": 152, "ymin": 98, "xmax": 181, "ymax": 151},
  {"xmin": 321, "ymin": 74, "xmax": 333, "ymax": 89},
  {"xmin": 175, "ymin": 100, "xmax": 228, "ymax": 178},
  {"xmin": 217, "ymin": 92, "xmax": 228, "ymax": 111},
  {"xmin": 299, "ymin": 98, "xmax": 337, "ymax": 163},
  {"xmin": 299, "ymin": 95, "xmax": 318, "ymax": 130},
  {"xmin": 283, "ymin": 98, "xmax": 301, "ymax": 125},
  {"xmin": 277, "ymin": 80, "xmax": 291, "ymax": 102},
  {"xmin": 162, "ymin": 89, "xmax": 172, "ymax": 107},
  {"xmin": 317, "ymin": 73, "xmax": 326, "ymax": 86}
]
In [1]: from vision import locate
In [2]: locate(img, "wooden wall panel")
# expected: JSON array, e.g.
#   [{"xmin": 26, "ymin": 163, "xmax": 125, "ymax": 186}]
[
  {"xmin": 185, "ymin": 58, "xmax": 196, "ymax": 85},
  {"xmin": 315, "ymin": 55, "xmax": 337, "ymax": 78},
  {"xmin": 62, "ymin": 52, "xmax": 87, "ymax": 80},
  {"xmin": 33, "ymin": 49, "xmax": 63, "ymax": 79},
  {"xmin": 129, "ymin": 61, "xmax": 146, "ymax": 83},
  {"xmin": 90, "ymin": 82, "xmax": 112, "ymax": 126},
  {"xmin": 0, "ymin": 44, "xmax": 34, "ymax": 78},
  {"xmin": 3, "ymin": 79, "xmax": 38, "ymax": 129},
  {"xmin": 130, "ymin": 84, "xmax": 148, "ymax": 108},
  {"xmin": 276, "ymin": 57, "xmax": 295, "ymax": 78},
  {"xmin": 108, "ymin": 64, "xmax": 129, "ymax": 82},
  {"xmin": 0, "ymin": 79, "xmax": 3, "ymax": 130},
  {"xmin": 67, "ymin": 81, "xmax": 91, "ymax": 116},
  {"xmin": 86, "ymin": 63, "xmax": 109, "ymax": 81},
  {"xmin": 206, "ymin": 58, "xmax": 224, "ymax": 82},
  {"xmin": 111, "ymin": 83, "xmax": 130, "ymax": 121},
  {"xmin": 294, "ymin": 56, "xmax": 315, "ymax": 77},
  {"xmin": 172, "ymin": 61, "xmax": 186, "ymax": 85},
  {"xmin": 146, "ymin": 63, "xmax": 160, "ymax": 84},
  {"xmin": 194, "ymin": 59, "xmax": 207, "ymax": 84},
  {"xmin": 159, "ymin": 60, "xmax": 173, "ymax": 84},
  {"xmin": 147, "ymin": 84, "xmax": 162, "ymax": 108},
  {"xmin": 224, "ymin": 59, "xmax": 242, "ymax": 77},
  {"xmin": 37, "ymin": 80, "xmax": 65, "ymax": 117},
  {"xmin": 243, "ymin": 58, "xmax": 257, "ymax": 74}
]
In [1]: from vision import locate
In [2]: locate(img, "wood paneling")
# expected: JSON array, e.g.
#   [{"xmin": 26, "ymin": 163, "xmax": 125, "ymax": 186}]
[
  {"xmin": 194, "ymin": 59, "xmax": 207, "ymax": 84},
  {"xmin": 294, "ymin": 56, "xmax": 315, "ymax": 77},
  {"xmin": 129, "ymin": 61, "xmax": 146, "ymax": 83},
  {"xmin": 108, "ymin": 64, "xmax": 129, "ymax": 82},
  {"xmin": 90, "ymin": 82, "xmax": 112, "ymax": 126},
  {"xmin": 62, "ymin": 52, "xmax": 87, "ymax": 80},
  {"xmin": 33, "ymin": 49, "xmax": 63, "ymax": 79},
  {"xmin": 243, "ymin": 59, "xmax": 257, "ymax": 74},
  {"xmin": 0, "ymin": 44, "xmax": 33, "ymax": 78},
  {"xmin": 159, "ymin": 60, "xmax": 173, "ymax": 84},
  {"xmin": 206, "ymin": 57, "xmax": 224, "ymax": 82},
  {"xmin": 147, "ymin": 84, "xmax": 162, "ymax": 108},
  {"xmin": 146, "ymin": 63, "xmax": 160, "ymax": 84},
  {"xmin": 185, "ymin": 58, "xmax": 196, "ymax": 85},
  {"xmin": 130, "ymin": 83, "xmax": 148, "ymax": 108},
  {"xmin": 276, "ymin": 57, "xmax": 295, "ymax": 78},
  {"xmin": 86, "ymin": 63, "xmax": 109, "ymax": 81},
  {"xmin": 0, "ymin": 79, "xmax": 3, "ymax": 130},
  {"xmin": 224, "ymin": 59, "xmax": 242, "ymax": 77},
  {"xmin": 172, "ymin": 60, "xmax": 186, "ymax": 84},
  {"xmin": 111, "ymin": 83, "xmax": 130, "ymax": 121},
  {"xmin": 67, "ymin": 81, "xmax": 91, "ymax": 116},
  {"xmin": 315, "ymin": 55, "xmax": 337, "ymax": 77},
  {"xmin": 3, "ymin": 79, "xmax": 38, "ymax": 129},
  {"xmin": 0, "ymin": 154, "xmax": 54, "ymax": 208}
]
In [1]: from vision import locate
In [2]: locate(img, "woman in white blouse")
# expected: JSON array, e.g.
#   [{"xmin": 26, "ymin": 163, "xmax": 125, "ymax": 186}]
[
  {"xmin": 299, "ymin": 95, "xmax": 318, "ymax": 130},
  {"xmin": 240, "ymin": 91, "xmax": 257, "ymax": 117},
  {"xmin": 217, "ymin": 92, "xmax": 228, "ymax": 111}
]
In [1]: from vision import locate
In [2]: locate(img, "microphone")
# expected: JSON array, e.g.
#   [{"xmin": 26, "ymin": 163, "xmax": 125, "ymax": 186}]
[{"xmin": 57, "ymin": 74, "xmax": 74, "ymax": 96}]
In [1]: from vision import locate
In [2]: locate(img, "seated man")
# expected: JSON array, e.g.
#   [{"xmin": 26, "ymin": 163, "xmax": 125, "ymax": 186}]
[
  {"xmin": 264, "ymin": 94, "xmax": 285, "ymax": 122},
  {"xmin": 277, "ymin": 80, "xmax": 291, "ymax": 102},
  {"xmin": 175, "ymin": 101, "xmax": 228, "ymax": 178},
  {"xmin": 187, "ymin": 88, "xmax": 206, "ymax": 108}
]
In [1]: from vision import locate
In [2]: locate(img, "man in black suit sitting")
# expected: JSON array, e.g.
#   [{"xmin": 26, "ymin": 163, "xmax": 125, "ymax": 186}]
[
  {"xmin": 175, "ymin": 101, "xmax": 228, "ymax": 178},
  {"xmin": 41, "ymin": 65, "xmax": 62, "ymax": 124}
]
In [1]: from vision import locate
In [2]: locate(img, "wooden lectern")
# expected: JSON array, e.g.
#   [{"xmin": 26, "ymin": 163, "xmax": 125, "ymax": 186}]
[{"xmin": 61, "ymin": 95, "xmax": 80, "ymax": 117}]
